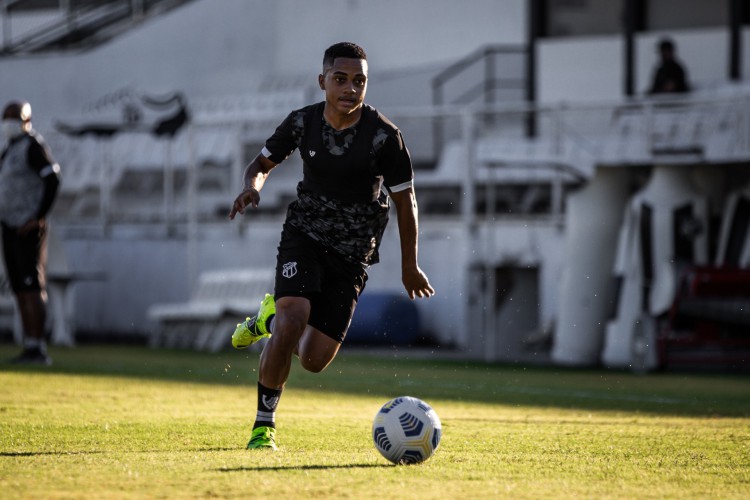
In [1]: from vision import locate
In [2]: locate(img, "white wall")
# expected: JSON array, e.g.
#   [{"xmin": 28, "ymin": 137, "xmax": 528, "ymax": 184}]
[
  {"xmin": 539, "ymin": 27, "xmax": 747, "ymax": 103},
  {"xmin": 3, "ymin": 1, "xmax": 749, "ymax": 126},
  {"xmin": 0, "ymin": 0, "xmax": 528, "ymax": 134},
  {"xmin": 539, "ymin": 35, "xmax": 623, "ymax": 103},
  {"xmin": 64, "ymin": 215, "xmax": 563, "ymax": 350},
  {"xmin": 0, "ymin": 0, "xmax": 277, "ymax": 132},
  {"xmin": 273, "ymin": 0, "xmax": 526, "ymax": 75}
]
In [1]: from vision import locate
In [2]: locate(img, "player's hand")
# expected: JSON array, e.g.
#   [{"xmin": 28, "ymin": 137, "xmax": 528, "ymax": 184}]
[
  {"xmin": 402, "ymin": 267, "xmax": 435, "ymax": 300},
  {"xmin": 228, "ymin": 188, "xmax": 260, "ymax": 220}
]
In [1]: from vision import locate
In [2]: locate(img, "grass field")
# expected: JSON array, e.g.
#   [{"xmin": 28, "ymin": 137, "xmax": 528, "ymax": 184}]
[{"xmin": 1, "ymin": 343, "xmax": 749, "ymax": 499}]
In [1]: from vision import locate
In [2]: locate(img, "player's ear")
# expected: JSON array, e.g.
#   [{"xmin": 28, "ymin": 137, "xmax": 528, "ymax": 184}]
[{"xmin": 318, "ymin": 74, "xmax": 325, "ymax": 90}]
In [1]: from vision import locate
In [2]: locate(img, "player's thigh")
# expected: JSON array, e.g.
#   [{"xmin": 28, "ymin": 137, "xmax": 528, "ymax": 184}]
[
  {"xmin": 1, "ymin": 224, "xmax": 46, "ymax": 292},
  {"xmin": 296, "ymin": 325, "xmax": 341, "ymax": 373},
  {"xmin": 274, "ymin": 226, "xmax": 322, "ymax": 298},
  {"xmin": 272, "ymin": 295, "xmax": 311, "ymax": 345},
  {"xmin": 307, "ymin": 258, "xmax": 367, "ymax": 343}
]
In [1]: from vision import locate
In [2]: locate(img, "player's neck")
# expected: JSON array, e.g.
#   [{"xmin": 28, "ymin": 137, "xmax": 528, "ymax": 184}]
[{"xmin": 323, "ymin": 105, "xmax": 362, "ymax": 131}]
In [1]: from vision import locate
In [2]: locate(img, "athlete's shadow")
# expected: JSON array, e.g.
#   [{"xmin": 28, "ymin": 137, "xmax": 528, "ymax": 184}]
[
  {"xmin": 0, "ymin": 450, "xmax": 106, "ymax": 457},
  {"xmin": 218, "ymin": 463, "xmax": 390, "ymax": 472}
]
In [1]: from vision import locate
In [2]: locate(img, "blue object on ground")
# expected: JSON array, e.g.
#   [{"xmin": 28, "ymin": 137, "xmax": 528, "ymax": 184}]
[{"xmin": 347, "ymin": 292, "xmax": 421, "ymax": 345}]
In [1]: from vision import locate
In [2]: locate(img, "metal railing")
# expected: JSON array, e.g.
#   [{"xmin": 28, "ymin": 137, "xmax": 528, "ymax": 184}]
[
  {"xmin": 431, "ymin": 44, "xmax": 527, "ymax": 158},
  {"xmin": 46, "ymin": 91, "xmax": 750, "ymax": 232},
  {"xmin": 1, "ymin": 0, "xmax": 193, "ymax": 54}
]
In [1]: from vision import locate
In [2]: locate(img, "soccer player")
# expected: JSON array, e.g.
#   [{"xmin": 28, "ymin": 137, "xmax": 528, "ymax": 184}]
[
  {"xmin": 228, "ymin": 42, "xmax": 435, "ymax": 450},
  {"xmin": 1, "ymin": 101, "xmax": 61, "ymax": 365}
]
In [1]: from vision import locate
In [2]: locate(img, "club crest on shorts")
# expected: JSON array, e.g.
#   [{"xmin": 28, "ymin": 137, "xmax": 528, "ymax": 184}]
[{"xmin": 282, "ymin": 261, "xmax": 298, "ymax": 278}]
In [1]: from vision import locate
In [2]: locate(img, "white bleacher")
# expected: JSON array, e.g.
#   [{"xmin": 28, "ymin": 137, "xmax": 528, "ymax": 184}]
[
  {"xmin": 107, "ymin": 128, "xmax": 239, "ymax": 220},
  {"xmin": 418, "ymin": 134, "xmax": 588, "ymax": 188},
  {"xmin": 47, "ymin": 86, "xmax": 750, "ymax": 225},
  {"xmin": 190, "ymin": 89, "xmax": 307, "ymax": 124},
  {"xmin": 599, "ymin": 95, "xmax": 746, "ymax": 165},
  {"xmin": 147, "ymin": 268, "xmax": 274, "ymax": 352},
  {"xmin": 473, "ymin": 93, "xmax": 750, "ymax": 173},
  {"xmin": 48, "ymin": 87, "xmax": 309, "ymax": 222}
]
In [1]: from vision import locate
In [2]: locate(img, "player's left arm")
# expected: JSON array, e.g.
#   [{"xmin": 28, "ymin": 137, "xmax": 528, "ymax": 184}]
[
  {"xmin": 20, "ymin": 137, "xmax": 60, "ymax": 234},
  {"xmin": 390, "ymin": 187, "xmax": 435, "ymax": 300}
]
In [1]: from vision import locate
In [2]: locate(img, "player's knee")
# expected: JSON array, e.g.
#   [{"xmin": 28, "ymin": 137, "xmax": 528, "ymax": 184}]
[
  {"xmin": 273, "ymin": 312, "xmax": 307, "ymax": 342},
  {"xmin": 299, "ymin": 356, "xmax": 329, "ymax": 373},
  {"xmin": 297, "ymin": 343, "xmax": 334, "ymax": 373}
]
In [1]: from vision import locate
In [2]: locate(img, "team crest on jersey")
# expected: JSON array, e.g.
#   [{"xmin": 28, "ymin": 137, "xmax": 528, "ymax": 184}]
[
  {"xmin": 282, "ymin": 261, "xmax": 298, "ymax": 278},
  {"xmin": 309, "ymin": 150, "xmax": 316, "ymax": 157}
]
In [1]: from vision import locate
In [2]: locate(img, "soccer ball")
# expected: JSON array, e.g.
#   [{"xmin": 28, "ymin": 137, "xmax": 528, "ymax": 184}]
[{"xmin": 372, "ymin": 396, "xmax": 442, "ymax": 465}]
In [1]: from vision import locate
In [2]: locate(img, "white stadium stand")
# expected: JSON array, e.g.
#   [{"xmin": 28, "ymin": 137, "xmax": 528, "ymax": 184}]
[{"xmin": 147, "ymin": 268, "xmax": 274, "ymax": 352}]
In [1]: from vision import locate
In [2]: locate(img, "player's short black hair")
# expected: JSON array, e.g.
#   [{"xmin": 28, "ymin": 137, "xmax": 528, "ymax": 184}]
[{"xmin": 323, "ymin": 42, "xmax": 367, "ymax": 68}]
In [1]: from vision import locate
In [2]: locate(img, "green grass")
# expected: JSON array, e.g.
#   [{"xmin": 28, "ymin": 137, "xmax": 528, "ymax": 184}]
[{"xmin": 1, "ymin": 344, "xmax": 749, "ymax": 499}]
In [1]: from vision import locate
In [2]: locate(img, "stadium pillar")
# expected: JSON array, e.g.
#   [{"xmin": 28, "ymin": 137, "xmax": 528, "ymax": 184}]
[
  {"xmin": 623, "ymin": 0, "xmax": 636, "ymax": 97},
  {"xmin": 1, "ymin": 0, "xmax": 10, "ymax": 50},
  {"xmin": 622, "ymin": 0, "xmax": 645, "ymax": 97},
  {"xmin": 729, "ymin": 0, "xmax": 744, "ymax": 80},
  {"xmin": 526, "ymin": 0, "xmax": 544, "ymax": 138}
]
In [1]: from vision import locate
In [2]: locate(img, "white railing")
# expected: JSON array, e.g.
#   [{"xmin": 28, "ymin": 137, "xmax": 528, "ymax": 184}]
[
  {"xmin": 47, "ymin": 90, "xmax": 750, "ymax": 232},
  {"xmin": 0, "ymin": 0, "xmax": 192, "ymax": 54}
]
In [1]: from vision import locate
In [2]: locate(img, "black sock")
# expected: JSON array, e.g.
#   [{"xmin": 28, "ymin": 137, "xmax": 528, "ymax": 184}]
[{"xmin": 253, "ymin": 382, "xmax": 282, "ymax": 429}]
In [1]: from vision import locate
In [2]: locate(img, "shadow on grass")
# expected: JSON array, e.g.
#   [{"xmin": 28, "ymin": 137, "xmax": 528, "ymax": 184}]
[
  {"xmin": 0, "ymin": 450, "xmax": 106, "ymax": 457},
  {"xmin": 1, "ymin": 447, "xmax": 248, "ymax": 457},
  {"xmin": 1, "ymin": 343, "xmax": 748, "ymax": 418},
  {"xmin": 218, "ymin": 463, "xmax": 390, "ymax": 472}
]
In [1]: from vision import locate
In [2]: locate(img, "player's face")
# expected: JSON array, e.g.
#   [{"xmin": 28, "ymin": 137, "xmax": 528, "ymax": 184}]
[{"xmin": 319, "ymin": 57, "xmax": 368, "ymax": 117}]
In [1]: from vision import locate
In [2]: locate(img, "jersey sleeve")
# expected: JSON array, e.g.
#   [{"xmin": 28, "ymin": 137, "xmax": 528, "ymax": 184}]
[
  {"xmin": 27, "ymin": 134, "xmax": 61, "ymax": 219},
  {"xmin": 26, "ymin": 136, "xmax": 58, "ymax": 177},
  {"xmin": 377, "ymin": 129, "xmax": 413, "ymax": 194},
  {"xmin": 262, "ymin": 109, "xmax": 304, "ymax": 164}
]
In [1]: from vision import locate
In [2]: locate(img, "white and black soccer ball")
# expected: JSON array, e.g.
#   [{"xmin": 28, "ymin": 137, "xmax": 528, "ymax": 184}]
[{"xmin": 372, "ymin": 396, "xmax": 442, "ymax": 465}]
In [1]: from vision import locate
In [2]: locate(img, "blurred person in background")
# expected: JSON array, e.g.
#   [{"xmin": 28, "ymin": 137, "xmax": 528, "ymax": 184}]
[
  {"xmin": 1, "ymin": 101, "xmax": 61, "ymax": 365},
  {"xmin": 648, "ymin": 38, "xmax": 690, "ymax": 95}
]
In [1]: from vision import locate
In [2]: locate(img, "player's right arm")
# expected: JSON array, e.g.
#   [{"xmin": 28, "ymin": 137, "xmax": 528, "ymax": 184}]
[
  {"xmin": 228, "ymin": 154, "xmax": 277, "ymax": 219},
  {"xmin": 228, "ymin": 108, "xmax": 303, "ymax": 220}
]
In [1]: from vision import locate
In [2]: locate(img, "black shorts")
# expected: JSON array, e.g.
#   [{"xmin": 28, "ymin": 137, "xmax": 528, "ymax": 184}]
[
  {"xmin": 1, "ymin": 223, "xmax": 47, "ymax": 293},
  {"xmin": 274, "ymin": 225, "xmax": 368, "ymax": 343}
]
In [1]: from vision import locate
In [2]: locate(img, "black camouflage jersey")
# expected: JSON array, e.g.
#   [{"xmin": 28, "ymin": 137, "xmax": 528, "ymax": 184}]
[{"xmin": 262, "ymin": 102, "xmax": 413, "ymax": 265}]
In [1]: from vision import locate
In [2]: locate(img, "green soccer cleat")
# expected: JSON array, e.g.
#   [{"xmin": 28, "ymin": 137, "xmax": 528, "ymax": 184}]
[
  {"xmin": 246, "ymin": 426, "xmax": 277, "ymax": 450},
  {"xmin": 231, "ymin": 293, "xmax": 275, "ymax": 349}
]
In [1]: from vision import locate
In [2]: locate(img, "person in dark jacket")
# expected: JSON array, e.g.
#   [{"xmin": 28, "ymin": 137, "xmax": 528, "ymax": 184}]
[
  {"xmin": 649, "ymin": 38, "xmax": 690, "ymax": 95},
  {"xmin": 1, "ymin": 101, "xmax": 61, "ymax": 365}
]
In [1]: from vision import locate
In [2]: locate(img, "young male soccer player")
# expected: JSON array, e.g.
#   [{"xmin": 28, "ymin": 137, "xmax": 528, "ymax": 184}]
[{"xmin": 228, "ymin": 42, "xmax": 435, "ymax": 450}]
